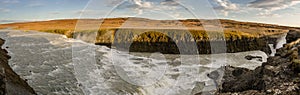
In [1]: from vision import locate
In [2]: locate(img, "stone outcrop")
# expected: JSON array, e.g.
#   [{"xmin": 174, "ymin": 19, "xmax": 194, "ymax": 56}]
[
  {"xmin": 287, "ymin": 30, "xmax": 300, "ymax": 43},
  {"xmin": 0, "ymin": 39, "xmax": 36, "ymax": 95},
  {"xmin": 1, "ymin": 18, "xmax": 295, "ymax": 55},
  {"xmin": 245, "ymin": 55, "xmax": 263, "ymax": 61},
  {"xmin": 91, "ymin": 29, "xmax": 272, "ymax": 54},
  {"xmin": 202, "ymin": 36, "xmax": 300, "ymax": 95}
]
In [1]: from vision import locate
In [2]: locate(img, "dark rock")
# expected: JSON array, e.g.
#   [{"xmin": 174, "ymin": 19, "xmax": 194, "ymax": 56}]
[
  {"xmin": 0, "ymin": 38, "xmax": 36, "ymax": 95},
  {"xmin": 286, "ymin": 30, "xmax": 300, "ymax": 43},
  {"xmin": 97, "ymin": 34, "xmax": 272, "ymax": 55},
  {"xmin": 291, "ymin": 59, "xmax": 300, "ymax": 73},
  {"xmin": 245, "ymin": 55, "xmax": 263, "ymax": 60},
  {"xmin": 198, "ymin": 39, "xmax": 300, "ymax": 95}
]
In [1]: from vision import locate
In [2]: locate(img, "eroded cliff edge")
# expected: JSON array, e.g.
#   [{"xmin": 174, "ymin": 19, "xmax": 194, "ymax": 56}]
[
  {"xmin": 200, "ymin": 31, "xmax": 300, "ymax": 95},
  {"xmin": 2, "ymin": 18, "xmax": 297, "ymax": 54},
  {"xmin": 0, "ymin": 38, "xmax": 36, "ymax": 95},
  {"xmin": 85, "ymin": 28, "xmax": 275, "ymax": 54}
]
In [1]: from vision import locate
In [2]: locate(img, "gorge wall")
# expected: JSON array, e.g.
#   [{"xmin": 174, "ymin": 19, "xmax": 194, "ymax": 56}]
[
  {"xmin": 1, "ymin": 18, "xmax": 297, "ymax": 55},
  {"xmin": 287, "ymin": 30, "xmax": 300, "ymax": 43},
  {"xmin": 73, "ymin": 28, "xmax": 274, "ymax": 54},
  {"xmin": 197, "ymin": 30, "xmax": 300, "ymax": 95}
]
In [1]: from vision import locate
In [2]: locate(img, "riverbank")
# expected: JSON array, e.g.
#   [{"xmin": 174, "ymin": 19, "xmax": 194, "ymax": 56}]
[
  {"xmin": 200, "ymin": 31, "xmax": 300, "ymax": 95},
  {"xmin": 0, "ymin": 38, "xmax": 36, "ymax": 95},
  {"xmin": 0, "ymin": 30, "xmax": 270, "ymax": 94},
  {"xmin": 87, "ymin": 28, "xmax": 278, "ymax": 54}
]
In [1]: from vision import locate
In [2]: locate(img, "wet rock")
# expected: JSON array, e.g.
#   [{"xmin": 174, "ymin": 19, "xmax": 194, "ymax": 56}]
[
  {"xmin": 96, "ymin": 30, "xmax": 273, "ymax": 54},
  {"xmin": 245, "ymin": 55, "xmax": 263, "ymax": 61},
  {"xmin": 291, "ymin": 59, "xmax": 300, "ymax": 73},
  {"xmin": 286, "ymin": 30, "xmax": 300, "ymax": 43},
  {"xmin": 0, "ymin": 38, "xmax": 36, "ymax": 95},
  {"xmin": 199, "ymin": 39, "xmax": 300, "ymax": 95}
]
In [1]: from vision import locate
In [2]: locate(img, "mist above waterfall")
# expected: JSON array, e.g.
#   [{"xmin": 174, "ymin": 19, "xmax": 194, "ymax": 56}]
[
  {"xmin": 269, "ymin": 33, "xmax": 288, "ymax": 56},
  {"xmin": 276, "ymin": 33, "xmax": 287, "ymax": 49}
]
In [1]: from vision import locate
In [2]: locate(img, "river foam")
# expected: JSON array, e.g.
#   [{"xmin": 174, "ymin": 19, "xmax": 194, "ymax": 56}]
[{"xmin": 0, "ymin": 30, "xmax": 267, "ymax": 95}]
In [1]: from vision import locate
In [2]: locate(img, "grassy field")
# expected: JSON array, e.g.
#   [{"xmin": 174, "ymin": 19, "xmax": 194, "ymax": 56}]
[
  {"xmin": 1, "ymin": 17, "xmax": 295, "ymax": 54},
  {"xmin": 72, "ymin": 28, "xmax": 259, "ymax": 43},
  {"xmin": 0, "ymin": 17, "xmax": 297, "ymax": 43}
]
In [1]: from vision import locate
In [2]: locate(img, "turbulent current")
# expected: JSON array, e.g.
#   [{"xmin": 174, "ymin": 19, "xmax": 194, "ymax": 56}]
[{"xmin": 0, "ymin": 30, "xmax": 267, "ymax": 95}]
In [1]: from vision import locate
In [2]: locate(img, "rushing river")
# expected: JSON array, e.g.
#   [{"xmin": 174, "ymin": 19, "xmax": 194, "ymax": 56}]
[{"xmin": 0, "ymin": 30, "xmax": 267, "ymax": 95}]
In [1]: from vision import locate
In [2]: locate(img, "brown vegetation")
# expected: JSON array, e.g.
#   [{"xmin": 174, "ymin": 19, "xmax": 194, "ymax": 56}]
[
  {"xmin": 1, "ymin": 17, "xmax": 298, "ymax": 54},
  {"xmin": 0, "ymin": 17, "xmax": 297, "ymax": 36}
]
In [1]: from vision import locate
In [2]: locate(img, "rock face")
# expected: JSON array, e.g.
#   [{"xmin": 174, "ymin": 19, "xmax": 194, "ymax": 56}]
[
  {"xmin": 244, "ymin": 55, "xmax": 263, "ymax": 61},
  {"xmin": 287, "ymin": 30, "xmax": 300, "ymax": 43},
  {"xmin": 0, "ymin": 39, "xmax": 36, "ymax": 95},
  {"xmin": 204, "ymin": 38, "xmax": 300, "ymax": 95},
  {"xmin": 92, "ymin": 29, "xmax": 272, "ymax": 54},
  {"xmin": 100, "ymin": 39, "xmax": 270, "ymax": 54},
  {"xmin": 1, "ymin": 17, "xmax": 296, "ymax": 54}
]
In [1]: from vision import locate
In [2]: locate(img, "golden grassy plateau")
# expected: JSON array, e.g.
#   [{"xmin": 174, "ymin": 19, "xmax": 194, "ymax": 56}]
[
  {"xmin": 0, "ymin": 18, "xmax": 298, "ymax": 40},
  {"xmin": 0, "ymin": 18, "xmax": 299, "ymax": 54}
]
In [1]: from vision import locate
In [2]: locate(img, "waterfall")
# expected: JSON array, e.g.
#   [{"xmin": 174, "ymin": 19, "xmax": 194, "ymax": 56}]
[
  {"xmin": 269, "ymin": 33, "xmax": 287, "ymax": 56},
  {"xmin": 269, "ymin": 44, "xmax": 276, "ymax": 56},
  {"xmin": 275, "ymin": 33, "xmax": 287, "ymax": 49}
]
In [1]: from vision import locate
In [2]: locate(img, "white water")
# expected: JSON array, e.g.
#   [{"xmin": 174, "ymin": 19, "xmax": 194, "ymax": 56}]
[
  {"xmin": 276, "ymin": 33, "xmax": 287, "ymax": 49},
  {"xmin": 0, "ymin": 30, "xmax": 267, "ymax": 95},
  {"xmin": 269, "ymin": 33, "xmax": 287, "ymax": 56}
]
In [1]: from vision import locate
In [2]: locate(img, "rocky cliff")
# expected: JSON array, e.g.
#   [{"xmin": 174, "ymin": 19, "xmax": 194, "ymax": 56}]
[
  {"xmin": 1, "ymin": 18, "xmax": 297, "ymax": 54},
  {"xmin": 86, "ymin": 28, "xmax": 273, "ymax": 54},
  {"xmin": 287, "ymin": 30, "xmax": 300, "ymax": 43},
  {"xmin": 199, "ymin": 31, "xmax": 300, "ymax": 95},
  {"xmin": 0, "ymin": 39, "xmax": 36, "ymax": 95}
]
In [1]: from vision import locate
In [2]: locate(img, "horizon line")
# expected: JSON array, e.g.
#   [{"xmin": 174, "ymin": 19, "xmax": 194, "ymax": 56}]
[{"xmin": 1, "ymin": 17, "xmax": 299, "ymax": 28}]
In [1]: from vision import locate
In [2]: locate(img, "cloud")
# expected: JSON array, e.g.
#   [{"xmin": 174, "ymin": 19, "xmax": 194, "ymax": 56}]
[
  {"xmin": 49, "ymin": 12, "xmax": 61, "ymax": 15},
  {"xmin": 290, "ymin": 12, "xmax": 300, "ymax": 16},
  {"xmin": 74, "ymin": 10, "xmax": 106, "ymax": 16},
  {"xmin": 212, "ymin": 0, "xmax": 239, "ymax": 16},
  {"xmin": 27, "ymin": 3, "xmax": 44, "ymax": 7},
  {"xmin": 117, "ymin": 0, "xmax": 153, "ymax": 14},
  {"xmin": 110, "ymin": 0, "xmax": 182, "ymax": 15},
  {"xmin": 257, "ymin": 12, "xmax": 281, "ymax": 17},
  {"xmin": 0, "ymin": 20, "xmax": 26, "ymax": 24},
  {"xmin": 160, "ymin": 0, "xmax": 180, "ymax": 6},
  {"xmin": 0, "ymin": 8, "xmax": 11, "ymax": 13},
  {"xmin": 0, "ymin": 0, "xmax": 19, "ymax": 4},
  {"xmin": 101, "ymin": 0, "xmax": 188, "ymax": 18},
  {"xmin": 249, "ymin": 0, "xmax": 300, "ymax": 16},
  {"xmin": 213, "ymin": 0, "xmax": 238, "ymax": 10},
  {"xmin": 106, "ymin": 0, "xmax": 124, "ymax": 6}
]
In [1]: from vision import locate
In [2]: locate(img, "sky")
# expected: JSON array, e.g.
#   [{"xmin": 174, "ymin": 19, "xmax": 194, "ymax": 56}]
[{"xmin": 0, "ymin": 0, "xmax": 300, "ymax": 27}]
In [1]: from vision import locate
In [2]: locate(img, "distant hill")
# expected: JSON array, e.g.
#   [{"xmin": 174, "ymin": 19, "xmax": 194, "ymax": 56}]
[{"xmin": 0, "ymin": 17, "xmax": 299, "ymax": 36}]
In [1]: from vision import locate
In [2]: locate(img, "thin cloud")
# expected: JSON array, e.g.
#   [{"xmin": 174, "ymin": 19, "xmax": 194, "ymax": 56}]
[
  {"xmin": 49, "ymin": 12, "xmax": 61, "ymax": 15},
  {"xmin": 110, "ymin": 0, "xmax": 182, "ymax": 15},
  {"xmin": 0, "ymin": 8, "xmax": 11, "ymax": 13},
  {"xmin": 211, "ymin": 0, "xmax": 239, "ymax": 16},
  {"xmin": 160, "ymin": 0, "xmax": 180, "ymax": 6},
  {"xmin": 248, "ymin": 0, "xmax": 300, "ymax": 16},
  {"xmin": 74, "ymin": 10, "xmax": 106, "ymax": 16},
  {"xmin": 213, "ymin": 0, "xmax": 238, "ymax": 10},
  {"xmin": 27, "ymin": 3, "xmax": 44, "ymax": 7},
  {"xmin": 0, "ymin": 20, "xmax": 27, "ymax": 24},
  {"xmin": 257, "ymin": 12, "xmax": 281, "ymax": 17},
  {"xmin": 0, "ymin": 0, "xmax": 19, "ymax": 4},
  {"xmin": 106, "ymin": 0, "xmax": 124, "ymax": 6}
]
